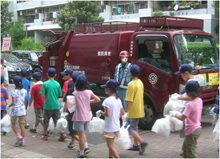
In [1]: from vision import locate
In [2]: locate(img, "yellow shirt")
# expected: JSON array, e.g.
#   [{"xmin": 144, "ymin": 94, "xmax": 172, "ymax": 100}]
[{"xmin": 125, "ymin": 79, "xmax": 145, "ymax": 118}]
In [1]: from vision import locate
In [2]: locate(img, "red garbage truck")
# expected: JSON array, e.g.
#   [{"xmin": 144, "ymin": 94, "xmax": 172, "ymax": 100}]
[{"xmin": 39, "ymin": 16, "xmax": 219, "ymax": 129}]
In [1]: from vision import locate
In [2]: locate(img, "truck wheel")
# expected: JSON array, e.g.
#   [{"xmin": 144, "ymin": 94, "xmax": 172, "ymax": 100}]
[{"xmin": 138, "ymin": 100, "xmax": 157, "ymax": 130}]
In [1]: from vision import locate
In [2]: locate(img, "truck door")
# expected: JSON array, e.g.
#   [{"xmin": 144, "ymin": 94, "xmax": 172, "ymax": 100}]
[{"xmin": 134, "ymin": 34, "xmax": 177, "ymax": 129}]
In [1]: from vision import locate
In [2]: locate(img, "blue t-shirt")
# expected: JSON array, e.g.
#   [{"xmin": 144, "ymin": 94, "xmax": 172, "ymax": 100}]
[{"xmin": 22, "ymin": 78, "xmax": 30, "ymax": 103}]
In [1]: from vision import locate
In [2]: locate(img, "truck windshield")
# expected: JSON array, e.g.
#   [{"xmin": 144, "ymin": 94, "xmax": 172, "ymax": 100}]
[{"xmin": 174, "ymin": 34, "xmax": 218, "ymax": 69}]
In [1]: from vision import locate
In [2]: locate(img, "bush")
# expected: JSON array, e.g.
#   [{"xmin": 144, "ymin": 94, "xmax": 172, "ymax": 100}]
[{"xmin": 17, "ymin": 37, "xmax": 44, "ymax": 51}]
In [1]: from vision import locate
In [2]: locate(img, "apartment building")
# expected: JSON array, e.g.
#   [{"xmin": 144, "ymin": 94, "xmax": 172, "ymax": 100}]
[{"xmin": 9, "ymin": 0, "xmax": 218, "ymax": 42}]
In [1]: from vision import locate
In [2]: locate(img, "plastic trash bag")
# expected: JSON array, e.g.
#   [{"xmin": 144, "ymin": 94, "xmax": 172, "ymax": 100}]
[
  {"xmin": 67, "ymin": 95, "xmax": 76, "ymax": 113},
  {"xmin": 88, "ymin": 117, "xmax": 105, "ymax": 133},
  {"xmin": 152, "ymin": 116, "xmax": 171, "ymax": 137},
  {"xmin": 213, "ymin": 118, "xmax": 219, "ymax": 141},
  {"xmin": 56, "ymin": 118, "xmax": 68, "ymax": 131},
  {"xmin": 48, "ymin": 118, "xmax": 55, "ymax": 131},
  {"xmin": 116, "ymin": 123, "xmax": 131, "ymax": 149},
  {"xmin": 170, "ymin": 117, "xmax": 183, "ymax": 132},
  {"xmin": 163, "ymin": 93, "xmax": 186, "ymax": 116},
  {"xmin": 0, "ymin": 114, "xmax": 11, "ymax": 133}
]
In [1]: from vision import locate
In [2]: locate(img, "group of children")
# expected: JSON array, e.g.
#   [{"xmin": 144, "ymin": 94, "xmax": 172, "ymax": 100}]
[{"xmin": 0, "ymin": 62, "xmax": 216, "ymax": 158}]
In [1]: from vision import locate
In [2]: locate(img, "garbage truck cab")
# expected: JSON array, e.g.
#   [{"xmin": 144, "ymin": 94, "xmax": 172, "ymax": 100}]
[{"xmin": 39, "ymin": 16, "xmax": 219, "ymax": 129}]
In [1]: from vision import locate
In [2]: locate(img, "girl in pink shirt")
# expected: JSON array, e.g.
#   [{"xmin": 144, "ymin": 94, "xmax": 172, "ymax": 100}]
[
  {"xmin": 172, "ymin": 80, "xmax": 202, "ymax": 158},
  {"xmin": 72, "ymin": 74, "xmax": 100, "ymax": 158}
]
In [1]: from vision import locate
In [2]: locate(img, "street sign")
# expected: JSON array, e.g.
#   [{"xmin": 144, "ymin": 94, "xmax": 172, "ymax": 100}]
[{"xmin": 1, "ymin": 37, "xmax": 11, "ymax": 52}]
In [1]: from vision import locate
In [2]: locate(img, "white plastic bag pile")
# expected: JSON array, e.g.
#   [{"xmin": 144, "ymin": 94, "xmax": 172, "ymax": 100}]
[
  {"xmin": 0, "ymin": 114, "xmax": 11, "ymax": 133},
  {"xmin": 115, "ymin": 122, "xmax": 132, "ymax": 149},
  {"xmin": 213, "ymin": 119, "xmax": 219, "ymax": 141},
  {"xmin": 152, "ymin": 93, "xmax": 186, "ymax": 137},
  {"xmin": 88, "ymin": 117, "xmax": 105, "ymax": 133}
]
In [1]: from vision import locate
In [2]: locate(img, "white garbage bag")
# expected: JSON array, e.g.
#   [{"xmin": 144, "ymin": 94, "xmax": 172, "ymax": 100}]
[
  {"xmin": 152, "ymin": 116, "xmax": 171, "ymax": 137},
  {"xmin": 163, "ymin": 93, "xmax": 186, "ymax": 116},
  {"xmin": 0, "ymin": 114, "xmax": 11, "ymax": 133},
  {"xmin": 48, "ymin": 118, "xmax": 55, "ymax": 131},
  {"xmin": 213, "ymin": 118, "xmax": 219, "ymax": 141},
  {"xmin": 115, "ymin": 124, "xmax": 131, "ymax": 149},
  {"xmin": 67, "ymin": 95, "xmax": 76, "ymax": 113},
  {"xmin": 88, "ymin": 117, "xmax": 105, "ymax": 133},
  {"xmin": 170, "ymin": 117, "xmax": 183, "ymax": 132},
  {"xmin": 56, "ymin": 118, "xmax": 68, "ymax": 131}
]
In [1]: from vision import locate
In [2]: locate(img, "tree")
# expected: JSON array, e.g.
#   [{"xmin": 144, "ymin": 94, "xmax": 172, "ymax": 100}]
[
  {"xmin": 1, "ymin": 1, "xmax": 13, "ymax": 40},
  {"xmin": 57, "ymin": 1, "xmax": 104, "ymax": 31},
  {"xmin": 153, "ymin": 10, "xmax": 164, "ymax": 17},
  {"xmin": 17, "ymin": 37, "xmax": 44, "ymax": 51},
  {"xmin": 9, "ymin": 19, "xmax": 25, "ymax": 49}
]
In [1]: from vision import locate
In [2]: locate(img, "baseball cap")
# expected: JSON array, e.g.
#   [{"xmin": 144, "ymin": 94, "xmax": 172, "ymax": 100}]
[
  {"xmin": 71, "ymin": 71, "xmax": 81, "ymax": 82},
  {"xmin": 101, "ymin": 79, "xmax": 119, "ymax": 92},
  {"xmin": 20, "ymin": 68, "xmax": 28, "ymax": 76},
  {"xmin": 185, "ymin": 80, "xmax": 200, "ymax": 93},
  {"xmin": 175, "ymin": 64, "xmax": 192, "ymax": 75},
  {"xmin": 61, "ymin": 68, "xmax": 73, "ymax": 77},
  {"xmin": 32, "ymin": 72, "xmax": 41, "ymax": 80},
  {"xmin": 130, "ymin": 64, "xmax": 141, "ymax": 75},
  {"xmin": 48, "ymin": 67, "xmax": 56, "ymax": 77},
  {"xmin": 76, "ymin": 74, "xmax": 87, "ymax": 85},
  {"xmin": 13, "ymin": 75, "xmax": 22, "ymax": 86}
]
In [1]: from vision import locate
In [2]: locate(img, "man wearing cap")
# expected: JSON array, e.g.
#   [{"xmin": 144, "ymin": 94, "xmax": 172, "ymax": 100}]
[
  {"xmin": 40, "ymin": 67, "xmax": 62, "ymax": 141},
  {"xmin": 61, "ymin": 68, "xmax": 73, "ymax": 97},
  {"xmin": 114, "ymin": 50, "xmax": 131, "ymax": 108}
]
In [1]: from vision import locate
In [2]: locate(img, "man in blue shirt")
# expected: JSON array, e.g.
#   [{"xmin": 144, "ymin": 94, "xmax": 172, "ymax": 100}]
[{"xmin": 114, "ymin": 50, "xmax": 131, "ymax": 108}]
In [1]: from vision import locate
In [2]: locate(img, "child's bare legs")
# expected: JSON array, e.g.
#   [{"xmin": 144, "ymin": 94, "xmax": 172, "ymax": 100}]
[
  {"xmin": 78, "ymin": 132, "xmax": 85, "ymax": 156},
  {"xmin": 106, "ymin": 138, "xmax": 119, "ymax": 158},
  {"xmin": 130, "ymin": 130, "xmax": 143, "ymax": 144},
  {"xmin": 19, "ymin": 122, "xmax": 26, "ymax": 143}
]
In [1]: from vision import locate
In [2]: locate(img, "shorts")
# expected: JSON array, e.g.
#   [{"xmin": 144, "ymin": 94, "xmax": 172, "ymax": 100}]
[
  {"xmin": 73, "ymin": 121, "xmax": 89, "ymax": 132},
  {"xmin": 43, "ymin": 109, "xmax": 60, "ymax": 128},
  {"xmin": 103, "ymin": 131, "xmax": 120, "ymax": 140},
  {"xmin": 34, "ymin": 108, "xmax": 43, "ymax": 122},
  {"xmin": 11, "ymin": 116, "xmax": 26, "ymax": 124},
  {"xmin": 127, "ymin": 118, "xmax": 139, "ymax": 132}
]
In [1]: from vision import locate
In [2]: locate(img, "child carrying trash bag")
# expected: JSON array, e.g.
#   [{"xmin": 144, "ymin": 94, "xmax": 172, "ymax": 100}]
[
  {"xmin": 170, "ymin": 80, "xmax": 203, "ymax": 158},
  {"xmin": 98, "ymin": 79, "xmax": 125, "ymax": 158}
]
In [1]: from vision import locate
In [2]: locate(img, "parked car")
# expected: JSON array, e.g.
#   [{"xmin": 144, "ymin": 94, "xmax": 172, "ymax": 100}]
[
  {"xmin": 11, "ymin": 50, "xmax": 42, "ymax": 72},
  {"xmin": 2, "ymin": 53, "xmax": 32, "ymax": 82}
]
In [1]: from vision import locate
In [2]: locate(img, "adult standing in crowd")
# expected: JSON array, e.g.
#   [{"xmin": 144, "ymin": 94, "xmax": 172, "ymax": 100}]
[
  {"xmin": 114, "ymin": 50, "xmax": 131, "ymax": 108},
  {"xmin": 0, "ymin": 59, "xmax": 9, "ymax": 87}
]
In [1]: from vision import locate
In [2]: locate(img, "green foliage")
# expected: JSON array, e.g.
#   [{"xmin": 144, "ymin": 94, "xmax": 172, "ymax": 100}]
[
  {"xmin": 57, "ymin": 1, "xmax": 104, "ymax": 31},
  {"xmin": 153, "ymin": 10, "xmax": 164, "ymax": 17},
  {"xmin": 186, "ymin": 43, "xmax": 215, "ymax": 65},
  {"xmin": 17, "ymin": 37, "xmax": 44, "ymax": 51},
  {"xmin": 9, "ymin": 19, "xmax": 25, "ymax": 48},
  {"xmin": 1, "ymin": 1, "xmax": 13, "ymax": 39}
]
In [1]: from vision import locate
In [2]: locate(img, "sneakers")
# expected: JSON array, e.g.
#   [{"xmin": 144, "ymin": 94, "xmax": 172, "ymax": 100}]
[
  {"xmin": 15, "ymin": 138, "xmax": 23, "ymax": 147},
  {"xmin": 41, "ymin": 135, "xmax": 48, "ymax": 141},
  {"xmin": 128, "ymin": 145, "xmax": 140, "ymax": 151},
  {"xmin": 79, "ymin": 155, "xmax": 85, "ymax": 158},
  {"xmin": 58, "ymin": 133, "xmax": 67, "ymax": 142},
  {"xmin": 139, "ymin": 141, "xmax": 148, "ymax": 155},
  {"xmin": 84, "ymin": 148, "xmax": 90, "ymax": 155},
  {"xmin": 30, "ymin": 128, "xmax": 37, "ymax": 133}
]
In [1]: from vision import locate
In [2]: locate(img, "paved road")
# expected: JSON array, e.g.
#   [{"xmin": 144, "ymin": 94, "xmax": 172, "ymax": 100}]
[
  {"xmin": 1, "ymin": 105, "xmax": 219, "ymax": 158},
  {"xmin": 1, "ymin": 84, "xmax": 219, "ymax": 158}
]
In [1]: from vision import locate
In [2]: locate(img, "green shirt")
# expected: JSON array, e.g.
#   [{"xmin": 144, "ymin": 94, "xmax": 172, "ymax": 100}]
[{"xmin": 40, "ymin": 79, "xmax": 62, "ymax": 110}]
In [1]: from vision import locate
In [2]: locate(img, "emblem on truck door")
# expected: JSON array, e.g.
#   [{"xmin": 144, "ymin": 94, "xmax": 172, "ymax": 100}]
[{"xmin": 148, "ymin": 73, "xmax": 158, "ymax": 85}]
